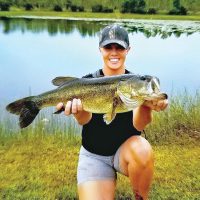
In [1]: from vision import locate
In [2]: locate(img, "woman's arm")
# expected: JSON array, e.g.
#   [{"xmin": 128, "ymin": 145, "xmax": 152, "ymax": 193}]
[{"xmin": 133, "ymin": 99, "xmax": 168, "ymax": 131}]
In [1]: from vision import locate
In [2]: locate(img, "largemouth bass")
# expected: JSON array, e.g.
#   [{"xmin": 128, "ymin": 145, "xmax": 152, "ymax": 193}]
[{"xmin": 6, "ymin": 74, "xmax": 167, "ymax": 128}]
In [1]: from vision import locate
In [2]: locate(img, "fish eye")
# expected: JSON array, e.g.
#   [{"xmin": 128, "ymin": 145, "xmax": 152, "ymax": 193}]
[
  {"xmin": 140, "ymin": 76, "xmax": 146, "ymax": 81},
  {"xmin": 140, "ymin": 75, "xmax": 152, "ymax": 82}
]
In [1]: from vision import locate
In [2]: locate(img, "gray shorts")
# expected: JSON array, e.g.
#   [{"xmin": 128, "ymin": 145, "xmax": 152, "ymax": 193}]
[{"xmin": 77, "ymin": 146, "xmax": 124, "ymax": 185}]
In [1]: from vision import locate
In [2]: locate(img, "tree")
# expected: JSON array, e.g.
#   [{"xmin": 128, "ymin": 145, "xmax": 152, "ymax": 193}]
[
  {"xmin": 121, "ymin": 1, "xmax": 130, "ymax": 13},
  {"xmin": 173, "ymin": 0, "xmax": 180, "ymax": 10},
  {"xmin": 53, "ymin": 5, "xmax": 62, "ymax": 12},
  {"xmin": 138, "ymin": 0, "xmax": 146, "ymax": 10},
  {"xmin": 66, "ymin": 0, "xmax": 72, "ymax": 9},
  {"xmin": 136, "ymin": 0, "xmax": 146, "ymax": 13},
  {"xmin": 120, "ymin": 0, "xmax": 146, "ymax": 14},
  {"xmin": 147, "ymin": 8, "xmax": 157, "ymax": 14},
  {"xmin": 24, "ymin": 3, "xmax": 33, "ymax": 11},
  {"xmin": 0, "ymin": 2, "xmax": 10, "ymax": 11},
  {"xmin": 168, "ymin": 0, "xmax": 187, "ymax": 15},
  {"xmin": 179, "ymin": 6, "xmax": 187, "ymax": 15},
  {"xmin": 92, "ymin": 4, "xmax": 103, "ymax": 12}
]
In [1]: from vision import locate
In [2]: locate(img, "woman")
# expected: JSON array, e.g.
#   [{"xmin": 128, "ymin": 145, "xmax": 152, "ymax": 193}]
[{"xmin": 56, "ymin": 24, "xmax": 168, "ymax": 200}]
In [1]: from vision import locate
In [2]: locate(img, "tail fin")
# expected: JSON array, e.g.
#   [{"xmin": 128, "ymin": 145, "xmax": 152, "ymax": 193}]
[{"xmin": 6, "ymin": 96, "xmax": 40, "ymax": 128}]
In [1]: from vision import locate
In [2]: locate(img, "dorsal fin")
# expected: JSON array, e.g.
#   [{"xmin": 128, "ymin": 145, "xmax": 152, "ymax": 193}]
[{"xmin": 52, "ymin": 76, "xmax": 78, "ymax": 86}]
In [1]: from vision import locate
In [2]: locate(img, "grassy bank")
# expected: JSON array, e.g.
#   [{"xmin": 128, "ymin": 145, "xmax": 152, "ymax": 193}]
[
  {"xmin": 0, "ymin": 92, "xmax": 200, "ymax": 199},
  {"xmin": 145, "ymin": 91, "xmax": 200, "ymax": 145},
  {"xmin": 1, "ymin": 10, "xmax": 200, "ymax": 21},
  {"xmin": 0, "ymin": 133, "xmax": 199, "ymax": 199}
]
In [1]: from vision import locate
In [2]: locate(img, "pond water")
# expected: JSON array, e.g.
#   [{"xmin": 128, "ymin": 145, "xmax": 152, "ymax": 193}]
[
  {"xmin": 0, "ymin": 17, "xmax": 200, "ymax": 104},
  {"xmin": 0, "ymin": 17, "xmax": 200, "ymax": 130}
]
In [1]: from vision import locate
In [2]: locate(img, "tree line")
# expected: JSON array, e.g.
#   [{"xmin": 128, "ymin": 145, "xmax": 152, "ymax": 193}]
[{"xmin": 0, "ymin": 0, "xmax": 199, "ymax": 15}]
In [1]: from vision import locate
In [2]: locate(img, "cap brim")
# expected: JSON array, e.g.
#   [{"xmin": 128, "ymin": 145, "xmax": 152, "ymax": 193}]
[{"xmin": 99, "ymin": 39, "xmax": 128, "ymax": 49}]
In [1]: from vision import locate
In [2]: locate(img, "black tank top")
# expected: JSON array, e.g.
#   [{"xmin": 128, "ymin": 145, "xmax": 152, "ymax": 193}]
[{"xmin": 82, "ymin": 69, "xmax": 141, "ymax": 156}]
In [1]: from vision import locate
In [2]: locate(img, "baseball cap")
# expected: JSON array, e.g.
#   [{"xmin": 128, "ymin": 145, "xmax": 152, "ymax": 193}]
[{"xmin": 99, "ymin": 24, "xmax": 129, "ymax": 49}]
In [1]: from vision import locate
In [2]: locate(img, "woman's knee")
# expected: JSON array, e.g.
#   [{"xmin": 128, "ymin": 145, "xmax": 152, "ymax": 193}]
[{"xmin": 122, "ymin": 136, "xmax": 154, "ymax": 168}]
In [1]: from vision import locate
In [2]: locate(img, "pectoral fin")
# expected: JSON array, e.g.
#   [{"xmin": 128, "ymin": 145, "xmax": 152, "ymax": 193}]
[
  {"xmin": 103, "ymin": 112, "xmax": 116, "ymax": 125},
  {"xmin": 103, "ymin": 97, "xmax": 119, "ymax": 125}
]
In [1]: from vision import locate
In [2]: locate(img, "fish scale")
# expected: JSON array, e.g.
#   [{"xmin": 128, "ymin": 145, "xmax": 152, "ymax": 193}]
[{"xmin": 6, "ymin": 74, "xmax": 167, "ymax": 128}]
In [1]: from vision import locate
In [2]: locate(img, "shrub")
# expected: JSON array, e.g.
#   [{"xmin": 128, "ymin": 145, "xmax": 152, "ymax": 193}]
[
  {"xmin": 71, "ymin": 5, "xmax": 77, "ymax": 12},
  {"xmin": 91, "ymin": 4, "xmax": 113, "ymax": 13},
  {"xmin": 102, "ymin": 7, "xmax": 113, "ymax": 13},
  {"xmin": 168, "ymin": 9, "xmax": 179, "ymax": 15},
  {"xmin": 68, "ymin": 5, "xmax": 84, "ymax": 12},
  {"xmin": 168, "ymin": 6, "xmax": 187, "ymax": 15},
  {"xmin": 0, "ymin": 2, "xmax": 10, "ymax": 11},
  {"xmin": 53, "ymin": 5, "xmax": 62, "ymax": 12},
  {"xmin": 169, "ymin": 0, "xmax": 187, "ymax": 15},
  {"xmin": 92, "ymin": 4, "xmax": 103, "ymax": 12},
  {"xmin": 120, "ymin": 0, "xmax": 146, "ymax": 14},
  {"xmin": 147, "ymin": 8, "xmax": 157, "ymax": 14},
  {"xmin": 24, "ymin": 3, "xmax": 33, "ymax": 11},
  {"xmin": 179, "ymin": 6, "xmax": 187, "ymax": 15},
  {"xmin": 134, "ymin": 8, "xmax": 146, "ymax": 14},
  {"xmin": 77, "ymin": 6, "xmax": 84, "ymax": 12},
  {"xmin": 35, "ymin": 3, "xmax": 39, "ymax": 8}
]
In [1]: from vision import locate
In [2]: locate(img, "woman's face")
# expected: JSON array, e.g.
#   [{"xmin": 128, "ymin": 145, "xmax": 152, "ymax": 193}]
[{"xmin": 100, "ymin": 43, "xmax": 130, "ymax": 71}]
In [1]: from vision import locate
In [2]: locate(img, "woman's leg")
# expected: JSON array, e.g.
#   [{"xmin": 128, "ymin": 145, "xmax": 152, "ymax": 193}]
[
  {"xmin": 78, "ymin": 180, "xmax": 116, "ymax": 200},
  {"xmin": 115, "ymin": 136, "xmax": 154, "ymax": 200},
  {"xmin": 77, "ymin": 146, "xmax": 117, "ymax": 200}
]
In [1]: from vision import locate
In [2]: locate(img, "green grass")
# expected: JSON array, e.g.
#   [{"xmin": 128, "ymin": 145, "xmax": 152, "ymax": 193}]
[
  {"xmin": 146, "ymin": 91, "xmax": 200, "ymax": 145},
  {"xmin": 0, "ymin": 133, "xmax": 80, "ymax": 199},
  {"xmin": 0, "ymin": 92, "xmax": 200, "ymax": 199},
  {"xmin": 0, "ymin": 133, "xmax": 199, "ymax": 199},
  {"xmin": 1, "ymin": 10, "xmax": 200, "ymax": 21}
]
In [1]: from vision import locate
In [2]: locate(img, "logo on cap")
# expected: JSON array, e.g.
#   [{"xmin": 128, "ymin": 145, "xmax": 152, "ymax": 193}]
[{"xmin": 109, "ymin": 29, "xmax": 115, "ymax": 39}]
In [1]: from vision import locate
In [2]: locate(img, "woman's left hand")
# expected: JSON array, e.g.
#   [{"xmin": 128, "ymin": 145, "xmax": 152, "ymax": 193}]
[{"xmin": 143, "ymin": 99, "xmax": 168, "ymax": 112}]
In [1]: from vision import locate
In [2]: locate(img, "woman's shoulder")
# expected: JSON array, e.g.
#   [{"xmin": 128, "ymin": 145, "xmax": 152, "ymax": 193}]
[
  {"xmin": 82, "ymin": 69, "xmax": 133, "ymax": 78},
  {"xmin": 82, "ymin": 73, "xmax": 94, "ymax": 78},
  {"xmin": 82, "ymin": 69, "xmax": 103, "ymax": 78}
]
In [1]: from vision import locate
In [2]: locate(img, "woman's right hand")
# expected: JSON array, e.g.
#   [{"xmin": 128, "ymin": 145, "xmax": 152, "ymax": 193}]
[
  {"xmin": 56, "ymin": 98, "xmax": 83, "ymax": 116},
  {"xmin": 56, "ymin": 99, "xmax": 92, "ymax": 125}
]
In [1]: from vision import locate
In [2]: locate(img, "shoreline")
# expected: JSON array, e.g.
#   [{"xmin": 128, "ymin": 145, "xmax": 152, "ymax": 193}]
[
  {"xmin": 2, "ymin": 15, "xmax": 200, "ymax": 23},
  {"xmin": 1, "ymin": 11, "xmax": 200, "ymax": 21}
]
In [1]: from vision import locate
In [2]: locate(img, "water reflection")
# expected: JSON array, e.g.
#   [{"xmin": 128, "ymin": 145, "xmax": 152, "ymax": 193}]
[
  {"xmin": 0, "ymin": 17, "xmax": 103, "ymax": 37},
  {"xmin": 1, "ymin": 17, "xmax": 200, "ymax": 38},
  {"xmin": 123, "ymin": 20, "xmax": 200, "ymax": 39}
]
